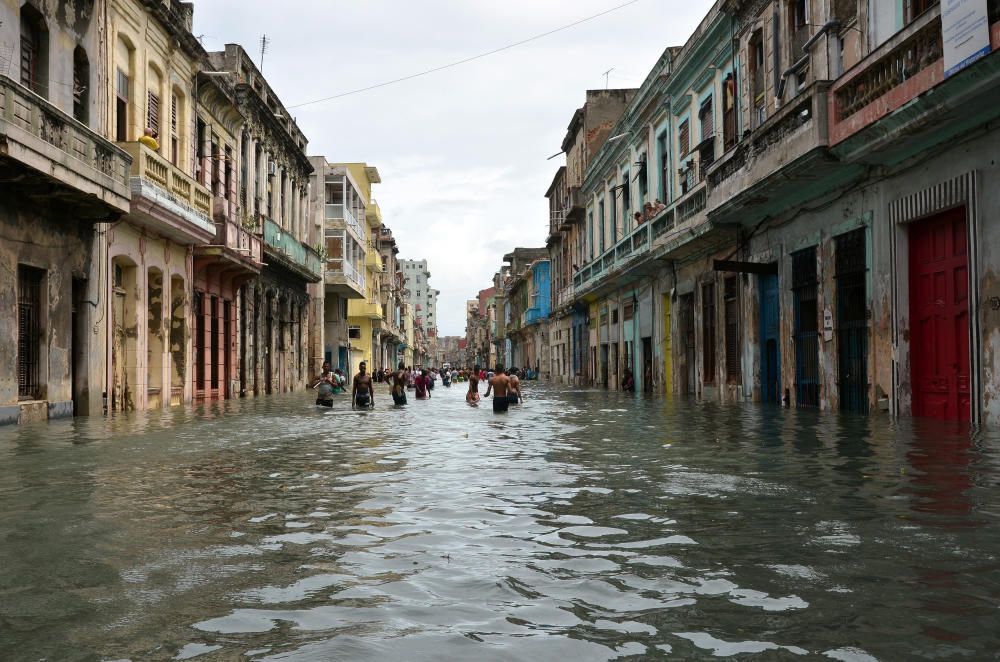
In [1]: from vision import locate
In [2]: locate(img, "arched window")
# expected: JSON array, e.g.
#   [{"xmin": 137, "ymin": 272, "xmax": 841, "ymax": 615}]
[
  {"xmin": 20, "ymin": 4, "xmax": 49, "ymax": 98},
  {"xmin": 73, "ymin": 46, "xmax": 89, "ymax": 123}
]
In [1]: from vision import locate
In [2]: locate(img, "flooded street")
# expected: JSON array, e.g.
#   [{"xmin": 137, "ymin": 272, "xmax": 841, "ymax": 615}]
[{"xmin": 1, "ymin": 385, "xmax": 999, "ymax": 661}]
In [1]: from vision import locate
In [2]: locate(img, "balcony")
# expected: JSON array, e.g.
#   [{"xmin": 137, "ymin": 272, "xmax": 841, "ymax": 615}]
[
  {"xmin": 262, "ymin": 216, "xmax": 322, "ymax": 282},
  {"xmin": 365, "ymin": 239, "xmax": 383, "ymax": 270},
  {"xmin": 325, "ymin": 257, "xmax": 366, "ymax": 298},
  {"xmin": 325, "ymin": 203, "xmax": 365, "ymax": 242},
  {"xmin": 195, "ymin": 218, "xmax": 263, "ymax": 273},
  {"xmin": 348, "ymin": 296, "xmax": 383, "ymax": 321},
  {"xmin": 829, "ymin": 7, "xmax": 1000, "ymax": 166},
  {"xmin": 708, "ymin": 82, "xmax": 842, "ymax": 228},
  {"xmin": 525, "ymin": 307, "xmax": 547, "ymax": 326},
  {"xmin": 121, "ymin": 141, "xmax": 215, "ymax": 244},
  {"xmin": 0, "ymin": 74, "xmax": 131, "ymax": 214},
  {"xmin": 556, "ymin": 284, "xmax": 576, "ymax": 309}
]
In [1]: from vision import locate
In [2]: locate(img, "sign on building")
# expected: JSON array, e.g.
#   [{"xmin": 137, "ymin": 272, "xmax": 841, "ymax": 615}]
[{"xmin": 942, "ymin": 0, "xmax": 991, "ymax": 77}]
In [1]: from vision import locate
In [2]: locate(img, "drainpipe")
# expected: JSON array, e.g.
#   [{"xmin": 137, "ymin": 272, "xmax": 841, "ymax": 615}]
[{"xmin": 776, "ymin": 20, "xmax": 841, "ymax": 101}]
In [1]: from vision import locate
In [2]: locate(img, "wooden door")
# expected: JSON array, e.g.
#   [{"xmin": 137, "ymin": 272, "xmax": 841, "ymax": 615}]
[
  {"xmin": 909, "ymin": 208, "xmax": 970, "ymax": 422},
  {"xmin": 759, "ymin": 273, "xmax": 781, "ymax": 403}
]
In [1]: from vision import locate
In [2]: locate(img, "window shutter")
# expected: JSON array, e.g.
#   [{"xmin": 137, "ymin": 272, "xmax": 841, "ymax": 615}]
[
  {"xmin": 147, "ymin": 91, "xmax": 159, "ymax": 133},
  {"xmin": 679, "ymin": 120, "xmax": 690, "ymax": 155},
  {"xmin": 700, "ymin": 99, "xmax": 714, "ymax": 138}
]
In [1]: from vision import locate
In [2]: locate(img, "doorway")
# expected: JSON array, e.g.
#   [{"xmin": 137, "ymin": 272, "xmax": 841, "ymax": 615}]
[
  {"xmin": 909, "ymin": 208, "xmax": 970, "ymax": 421},
  {"xmin": 759, "ymin": 273, "xmax": 780, "ymax": 403},
  {"xmin": 836, "ymin": 228, "xmax": 869, "ymax": 414}
]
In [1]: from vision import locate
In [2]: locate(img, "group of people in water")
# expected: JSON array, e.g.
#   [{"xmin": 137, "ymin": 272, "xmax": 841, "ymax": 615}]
[{"xmin": 312, "ymin": 361, "xmax": 525, "ymax": 413}]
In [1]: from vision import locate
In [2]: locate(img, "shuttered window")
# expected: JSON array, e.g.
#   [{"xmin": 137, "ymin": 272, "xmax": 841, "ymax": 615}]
[
  {"xmin": 679, "ymin": 120, "xmax": 690, "ymax": 156},
  {"xmin": 700, "ymin": 98, "xmax": 714, "ymax": 139},
  {"xmin": 702, "ymin": 282, "xmax": 716, "ymax": 384},
  {"xmin": 147, "ymin": 90, "xmax": 159, "ymax": 134},
  {"xmin": 170, "ymin": 94, "xmax": 179, "ymax": 165},
  {"xmin": 17, "ymin": 266, "xmax": 44, "ymax": 400}
]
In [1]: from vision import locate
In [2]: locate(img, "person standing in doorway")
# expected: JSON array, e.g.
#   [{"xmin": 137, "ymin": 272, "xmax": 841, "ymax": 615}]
[
  {"xmin": 352, "ymin": 362, "xmax": 374, "ymax": 409},
  {"xmin": 485, "ymin": 366, "xmax": 511, "ymax": 413}
]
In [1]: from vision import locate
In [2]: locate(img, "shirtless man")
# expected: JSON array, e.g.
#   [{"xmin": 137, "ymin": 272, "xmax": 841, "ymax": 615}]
[
  {"xmin": 352, "ymin": 362, "xmax": 374, "ymax": 409},
  {"xmin": 484, "ymin": 365, "xmax": 511, "ymax": 413},
  {"xmin": 507, "ymin": 368, "xmax": 522, "ymax": 405},
  {"xmin": 391, "ymin": 361, "xmax": 407, "ymax": 405},
  {"xmin": 468, "ymin": 364, "xmax": 480, "ymax": 399}
]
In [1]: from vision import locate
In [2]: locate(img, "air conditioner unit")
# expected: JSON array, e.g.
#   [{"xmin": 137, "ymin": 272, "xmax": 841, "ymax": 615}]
[{"xmin": 267, "ymin": 161, "xmax": 277, "ymax": 177}]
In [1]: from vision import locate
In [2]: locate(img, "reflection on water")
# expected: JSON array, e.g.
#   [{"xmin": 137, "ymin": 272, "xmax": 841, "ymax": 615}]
[{"xmin": 1, "ymin": 385, "xmax": 998, "ymax": 660}]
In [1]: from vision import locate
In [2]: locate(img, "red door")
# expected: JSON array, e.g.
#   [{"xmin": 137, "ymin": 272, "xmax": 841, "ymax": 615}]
[{"xmin": 908, "ymin": 207, "xmax": 970, "ymax": 421}]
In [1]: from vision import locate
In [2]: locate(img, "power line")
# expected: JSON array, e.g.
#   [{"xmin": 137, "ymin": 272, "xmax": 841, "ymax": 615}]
[{"xmin": 286, "ymin": 0, "xmax": 642, "ymax": 109}]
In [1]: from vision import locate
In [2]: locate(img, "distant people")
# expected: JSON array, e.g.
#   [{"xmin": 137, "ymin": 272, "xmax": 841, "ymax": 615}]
[
  {"xmin": 622, "ymin": 368, "xmax": 635, "ymax": 392},
  {"xmin": 352, "ymin": 362, "xmax": 374, "ymax": 409},
  {"xmin": 427, "ymin": 369, "xmax": 436, "ymax": 391},
  {"xmin": 406, "ymin": 366, "xmax": 415, "ymax": 389},
  {"xmin": 653, "ymin": 199, "xmax": 667, "ymax": 213},
  {"xmin": 139, "ymin": 127, "xmax": 159, "ymax": 151},
  {"xmin": 392, "ymin": 361, "xmax": 408, "ymax": 405},
  {"xmin": 634, "ymin": 211, "xmax": 644, "ymax": 226},
  {"xmin": 314, "ymin": 361, "xmax": 334, "ymax": 407},
  {"xmin": 643, "ymin": 201, "xmax": 655, "ymax": 219},
  {"xmin": 332, "ymin": 368, "xmax": 346, "ymax": 393},
  {"xmin": 485, "ymin": 365, "xmax": 511, "ymax": 413},
  {"xmin": 415, "ymin": 369, "xmax": 431, "ymax": 400}
]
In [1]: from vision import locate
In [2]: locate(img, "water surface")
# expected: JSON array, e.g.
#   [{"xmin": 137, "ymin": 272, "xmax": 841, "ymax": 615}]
[{"xmin": 1, "ymin": 383, "xmax": 998, "ymax": 660}]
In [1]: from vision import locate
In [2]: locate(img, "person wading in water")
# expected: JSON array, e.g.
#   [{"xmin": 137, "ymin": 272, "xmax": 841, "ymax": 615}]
[
  {"xmin": 352, "ymin": 362, "xmax": 374, "ymax": 409},
  {"xmin": 507, "ymin": 368, "xmax": 522, "ymax": 405},
  {"xmin": 391, "ymin": 361, "xmax": 407, "ymax": 405},
  {"xmin": 484, "ymin": 366, "xmax": 511, "ymax": 413},
  {"xmin": 314, "ymin": 361, "xmax": 335, "ymax": 407}
]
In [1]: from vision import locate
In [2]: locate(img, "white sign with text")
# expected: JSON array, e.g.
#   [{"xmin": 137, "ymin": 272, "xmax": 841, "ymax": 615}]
[{"xmin": 942, "ymin": 0, "xmax": 991, "ymax": 77}]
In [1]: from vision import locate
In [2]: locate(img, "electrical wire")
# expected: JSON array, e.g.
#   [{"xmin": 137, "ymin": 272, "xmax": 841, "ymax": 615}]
[{"xmin": 286, "ymin": 0, "xmax": 643, "ymax": 109}]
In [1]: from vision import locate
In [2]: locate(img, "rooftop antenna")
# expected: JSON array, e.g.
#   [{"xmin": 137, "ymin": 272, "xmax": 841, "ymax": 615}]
[
  {"xmin": 603, "ymin": 67, "xmax": 614, "ymax": 90},
  {"xmin": 259, "ymin": 34, "xmax": 269, "ymax": 71}
]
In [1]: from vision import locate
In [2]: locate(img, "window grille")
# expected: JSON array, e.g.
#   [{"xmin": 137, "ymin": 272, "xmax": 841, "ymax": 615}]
[{"xmin": 17, "ymin": 266, "xmax": 44, "ymax": 399}]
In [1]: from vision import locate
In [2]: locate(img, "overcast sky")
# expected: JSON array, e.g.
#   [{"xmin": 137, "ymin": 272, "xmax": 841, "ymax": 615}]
[{"xmin": 194, "ymin": 1, "xmax": 712, "ymax": 336}]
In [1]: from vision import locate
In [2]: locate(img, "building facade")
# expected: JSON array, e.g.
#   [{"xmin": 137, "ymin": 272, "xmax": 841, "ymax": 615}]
[{"xmin": 533, "ymin": 0, "xmax": 1000, "ymax": 425}]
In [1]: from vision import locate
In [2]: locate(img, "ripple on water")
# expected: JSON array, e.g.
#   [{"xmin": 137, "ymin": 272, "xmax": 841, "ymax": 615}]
[{"xmin": 1, "ymin": 385, "xmax": 999, "ymax": 660}]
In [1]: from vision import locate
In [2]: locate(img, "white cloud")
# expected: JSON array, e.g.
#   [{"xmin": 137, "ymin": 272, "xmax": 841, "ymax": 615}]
[{"xmin": 193, "ymin": 0, "xmax": 712, "ymax": 334}]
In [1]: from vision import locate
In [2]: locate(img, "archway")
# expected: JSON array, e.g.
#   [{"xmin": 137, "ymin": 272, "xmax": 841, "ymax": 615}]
[
  {"xmin": 147, "ymin": 267, "xmax": 164, "ymax": 408},
  {"xmin": 169, "ymin": 275, "xmax": 186, "ymax": 406},
  {"xmin": 111, "ymin": 256, "xmax": 138, "ymax": 411}
]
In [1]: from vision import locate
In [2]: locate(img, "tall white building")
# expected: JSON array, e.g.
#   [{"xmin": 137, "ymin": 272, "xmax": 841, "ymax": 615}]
[{"xmin": 401, "ymin": 259, "xmax": 438, "ymax": 336}]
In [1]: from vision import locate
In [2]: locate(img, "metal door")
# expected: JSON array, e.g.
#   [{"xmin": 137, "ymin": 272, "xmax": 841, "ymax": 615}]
[
  {"xmin": 836, "ymin": 228, "xmax": 869, "ymax": 414},
  {"xmin": 909, "ymin": 208, "xmax": 970, "ymax": 421},
  {"xmin": 759, "ymin": 273, "xmax": 780, "ymax": 403},
  {"xmin": 792, "ymin": 247, "xmax": 820, "ymax": 407}
]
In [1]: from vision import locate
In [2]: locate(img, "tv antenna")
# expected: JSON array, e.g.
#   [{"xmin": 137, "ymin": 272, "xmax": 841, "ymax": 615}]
[
  {"xmin": 259, "ymin": 35, "xmax": 269, "ymax": 71},
  {"xmin": 603, "ymin": 67, "xmax": 614, "ymax": 89}
]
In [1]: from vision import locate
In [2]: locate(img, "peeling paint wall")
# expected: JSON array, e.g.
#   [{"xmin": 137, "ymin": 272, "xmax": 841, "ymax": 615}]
[{"xmin": 0, "ymin": 195, "xmax": 93, "ymax": 414}]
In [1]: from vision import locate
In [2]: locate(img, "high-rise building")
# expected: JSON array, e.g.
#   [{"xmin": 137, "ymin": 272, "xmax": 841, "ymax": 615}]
[{"xmin": 400, "ymin": 259, "xmax": 438, "ymax": 337}]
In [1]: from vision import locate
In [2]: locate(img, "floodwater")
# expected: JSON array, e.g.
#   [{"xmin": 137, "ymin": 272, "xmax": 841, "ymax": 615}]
[{"xmin": 1, "ymin": 383, "xmax": 998, "ymax": 661}]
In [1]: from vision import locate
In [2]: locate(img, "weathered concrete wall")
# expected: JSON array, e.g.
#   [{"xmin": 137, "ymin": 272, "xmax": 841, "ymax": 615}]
[
  {"xmin": 104, "ymin": 222, "xmax": 191, "ymax": 411},
  {"xmin": 0, "ymin": 193, "xmax": 95, "ymax": 421},
  {"xmin": 0, "ymin": 0, "xmax": 106, "ymax": 129}
]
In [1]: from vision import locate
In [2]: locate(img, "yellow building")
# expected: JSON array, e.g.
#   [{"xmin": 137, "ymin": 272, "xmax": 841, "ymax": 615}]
[
  {"xmin": 339, "ymin": 164, "xmax": 384, "ymax": 376},
  {"xmin": 104, "ymin": 0, "xmax": 212, "ymax": 411}
]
